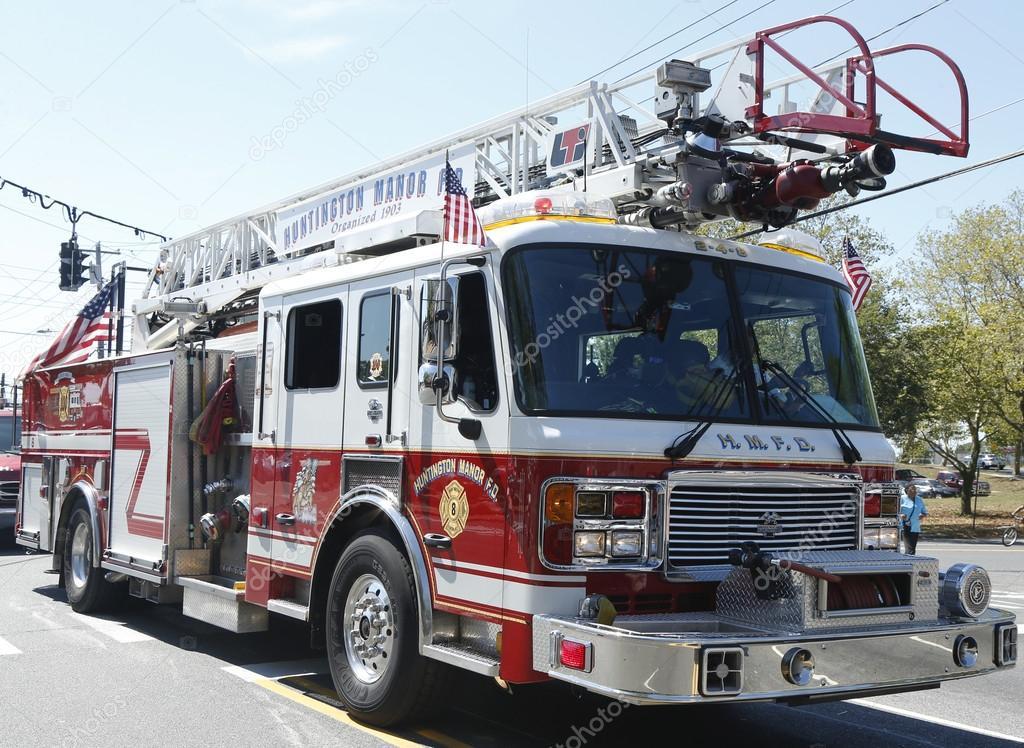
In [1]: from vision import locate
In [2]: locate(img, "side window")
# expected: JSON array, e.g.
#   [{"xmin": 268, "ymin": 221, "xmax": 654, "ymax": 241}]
[
  {"xmin": 452, "ymin": 273, "xmax": 498, "ymax": 411},
  {"xmin": 358, "ymin": 292, "xmax": 394, "ymax": 388},
  {"xmin": 285, "ymin": 299, "xmax": 342, "ymax": 389}
]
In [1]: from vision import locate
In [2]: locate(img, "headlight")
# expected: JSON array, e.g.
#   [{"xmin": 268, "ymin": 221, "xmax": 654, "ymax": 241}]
[
  {"xmin": 573, "ymin": 531, "xmax": 606, "ymax": 557},
  {"xmin": 610, "ymin": 530, "xmax": 643, "ymax": 557},
  {"xmin": 940, "ymin": 563, "xmax": 991, "ymax": 618}
]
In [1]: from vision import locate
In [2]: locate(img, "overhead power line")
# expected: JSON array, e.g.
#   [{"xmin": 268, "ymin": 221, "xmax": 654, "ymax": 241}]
[
  {"xmin": 814, "ymin": 0, "xmax": 951, "ymax": 68},
  {"xmin": 0, "ymin": 176, "xmax": 167, "ymax": 242},
  {"xmin": 730, "ymin": 146, "xmax": 1024, "ymax": 240},
  {"xmin": 614, "ymin": 0, "xmax": 780, "ymax": 83},
  {"xmin": 580, "ymin": 0, "xmax": 742, "ymax": 84}
]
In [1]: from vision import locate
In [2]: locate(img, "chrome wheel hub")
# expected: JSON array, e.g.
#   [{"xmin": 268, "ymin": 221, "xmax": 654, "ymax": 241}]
[
  {"xmin": 343, "ymin": 573, "xmax": 395, "ymax": 684},
  {"xmin": 70, "ymin": 522, "xmax": 91, "ymax": 592}
]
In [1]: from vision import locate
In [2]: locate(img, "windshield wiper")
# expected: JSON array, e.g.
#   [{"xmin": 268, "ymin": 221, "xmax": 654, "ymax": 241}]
[
  {"xmin": 665, "ymin": 366, "xmax": 739, "ymax": 460},
  {"xmin": 759, "ymin": 360, "xmax": 862, "ymax": 465}
]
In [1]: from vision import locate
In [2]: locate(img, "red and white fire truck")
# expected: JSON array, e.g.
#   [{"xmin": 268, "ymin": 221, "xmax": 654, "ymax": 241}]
[{"xmin": 15, "ymin": 16, "xmax": 1015, "ymax": 726}]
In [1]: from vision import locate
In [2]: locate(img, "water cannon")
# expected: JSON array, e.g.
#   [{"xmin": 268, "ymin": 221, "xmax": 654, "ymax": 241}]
[{"xmin": 702, "ymin": 144, "xmax": 897, "ymax": 228}]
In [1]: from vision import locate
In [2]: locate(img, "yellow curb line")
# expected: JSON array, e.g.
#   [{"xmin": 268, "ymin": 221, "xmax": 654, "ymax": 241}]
[{"xmin": 253, "ymin": 677, "xmax": 426, "ymax": 748}]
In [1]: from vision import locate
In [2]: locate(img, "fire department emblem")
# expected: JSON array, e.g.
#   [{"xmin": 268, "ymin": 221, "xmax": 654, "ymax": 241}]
[
  {"xmin": 291, "ymin": 458, "xmax": 319, "ymax": 525},
  {"xmin": 369, "ymin": 352, "xmax": 384, "ymax": 380},
  {"xmin": 756, "ymin": 511, "xmax": 781, "ymax": 537},
  {"xmin": 439, "ymin": 479, "xmax": 469, "ymax": 539}
]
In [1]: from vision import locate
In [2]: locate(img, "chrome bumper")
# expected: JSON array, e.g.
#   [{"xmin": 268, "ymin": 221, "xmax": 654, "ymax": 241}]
[{"xmin": 531, "ymin": 610, "xmax": 1017, "ymax": 705}]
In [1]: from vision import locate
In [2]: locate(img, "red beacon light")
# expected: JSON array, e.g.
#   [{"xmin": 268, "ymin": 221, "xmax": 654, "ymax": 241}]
[{"xmin": 534, "ymin": 196, "xmax": 553, "ymax": 214}]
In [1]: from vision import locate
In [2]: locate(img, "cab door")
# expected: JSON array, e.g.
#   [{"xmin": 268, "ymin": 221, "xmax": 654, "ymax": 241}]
[
  {"xmin": 407, "ymin": 264, "xmax": 509, "ymax": 622},
  {"xmin": 342, "ymin": 273, "xmax": 414, "ymax": 456},
  {"xmin": 270, "ymin": 288, "xmax": 347, "ymax": 576}
]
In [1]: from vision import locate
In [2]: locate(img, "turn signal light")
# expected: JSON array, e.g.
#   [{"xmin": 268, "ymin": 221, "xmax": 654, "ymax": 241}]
[{"xmin": 544, "ymin": 482, "xmax": 574, "ymax": 523}]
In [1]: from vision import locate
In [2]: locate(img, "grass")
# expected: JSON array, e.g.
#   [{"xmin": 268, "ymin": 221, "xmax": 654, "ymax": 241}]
[{"xmin": 897, "ymin": 463, "xmax": 1024, "ymax": 540}]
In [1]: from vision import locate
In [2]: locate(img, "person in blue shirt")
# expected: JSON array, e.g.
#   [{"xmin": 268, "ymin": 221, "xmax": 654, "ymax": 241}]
[{"xmin": 899, "ymin": 483, "xmax": 929, "ymax": 554}]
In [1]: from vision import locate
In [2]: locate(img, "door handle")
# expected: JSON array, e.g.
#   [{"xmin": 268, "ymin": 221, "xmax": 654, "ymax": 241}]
[
  {"xmin": 423, "ymin": 533, "xmax": 451, "ymax": 550},
  {"xmin": 276, "ymin": 513, "xmax": 296, "ymax": 526}
]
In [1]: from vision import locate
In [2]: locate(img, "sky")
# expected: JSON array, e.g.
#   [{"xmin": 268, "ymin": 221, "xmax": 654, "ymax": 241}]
[{"xmin": 1, "ymin": 0, "xmax": 1022, "ymax": 380}]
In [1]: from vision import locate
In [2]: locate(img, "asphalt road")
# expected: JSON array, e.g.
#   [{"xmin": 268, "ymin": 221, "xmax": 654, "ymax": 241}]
[{"xmin": 0, "ymin": 535, "xmax": 1020, "ymax": 748}]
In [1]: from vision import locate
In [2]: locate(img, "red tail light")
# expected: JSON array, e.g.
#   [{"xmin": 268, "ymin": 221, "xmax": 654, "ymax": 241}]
[{"xmin": 559, "ymin": 638, "xmax": 592, "ymax": 671}]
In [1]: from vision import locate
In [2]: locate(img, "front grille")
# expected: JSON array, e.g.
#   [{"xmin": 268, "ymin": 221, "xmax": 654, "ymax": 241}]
[
  {"xmin": 0, "ymin": 481, "xmax": 17, "ymax": 505},
  {"xmin": 667, "ymin": 478, "xmax": 860, "ymax": 567}
]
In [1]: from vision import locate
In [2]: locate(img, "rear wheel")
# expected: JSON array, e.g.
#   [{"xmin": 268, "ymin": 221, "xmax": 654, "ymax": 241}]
[
  {"xmin": 326, "ymin": 530, "xmax": 448, "ymax": 727},
  {"xmin": 63, "ymin": 501, "xmax": 123, "ymax": 613},
  {"xmin": 1002, "ymin": 527, "xmax": 1018, "ymax": 547}
]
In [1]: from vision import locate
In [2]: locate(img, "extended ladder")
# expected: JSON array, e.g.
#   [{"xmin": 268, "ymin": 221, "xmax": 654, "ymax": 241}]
[{"xmin": 134, "ymin": 15, "xmax": 968, "ymax": 351}]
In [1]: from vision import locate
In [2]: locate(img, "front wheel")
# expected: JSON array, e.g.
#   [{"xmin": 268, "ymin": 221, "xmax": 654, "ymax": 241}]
[
  {"xmin": 326, "ymin": 531, "xmax": 448, "ymax": 727},
  {"xmin": 63, "ymin": 501, "xmax": 124, "ymax": 613},
  {"xmin": 1002, "ymin": 527, "xmax": 1018, "ymax": 547}
]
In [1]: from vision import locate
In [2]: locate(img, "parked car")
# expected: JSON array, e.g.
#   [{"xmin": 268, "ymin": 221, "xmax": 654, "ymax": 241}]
[
  {"xmin": 928, "ymin": 479, "xmax": 958, "ymax": 498},
  {"xmin": 0, "ymin": 409, "xmax": 21, "ymax": 537},
  {"xmin": 907, "ymin": 477, "xmax": 937, "ymax": 498},
  {"xmin": 894, "ymin": 468, "xmax": 927, "ymax": 482},
  {"xmin": 979, "ymin": 453, "xmax": 1006, "ymax": 470},
  {"xmin": 934, "ymin": 469, "xmax": 990, "ymax": 496},
  {"xmin": 936, "ymin": 470, "xmax": 960, "ymax": 490}
]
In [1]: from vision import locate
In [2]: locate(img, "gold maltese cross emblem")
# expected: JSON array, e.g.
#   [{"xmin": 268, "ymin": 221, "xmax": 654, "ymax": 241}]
[{"xmin": 440, "ymin": 479, "xmax": 469, "ymax": 539}]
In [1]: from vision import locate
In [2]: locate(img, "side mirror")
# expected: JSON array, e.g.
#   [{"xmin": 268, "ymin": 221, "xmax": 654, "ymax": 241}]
[
  {"xmin": 420, "ymin": 278, "xmax": 459, "ymax": 362},
  {"xmin": 417, "ymin": 363, "xmax": 456, "ymax": 405}
]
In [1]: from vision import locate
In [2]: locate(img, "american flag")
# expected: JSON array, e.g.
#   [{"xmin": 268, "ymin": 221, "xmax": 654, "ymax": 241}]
[
  {"xmin": 841, "ymin": 237, "xmax": 872, "ymax": 312},
  {"xmin": 442, "ymin": 159, "xmax": 486, "ymax": 246},
  {"xmin": 19, "ymin": 279, "xmax": 116, "ymax": 377}
]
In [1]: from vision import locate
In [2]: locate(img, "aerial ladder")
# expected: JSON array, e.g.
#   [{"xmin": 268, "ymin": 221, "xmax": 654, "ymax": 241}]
[{"xmin": 132, "ymin": 15, "xmax": 968, "ymax": 351}]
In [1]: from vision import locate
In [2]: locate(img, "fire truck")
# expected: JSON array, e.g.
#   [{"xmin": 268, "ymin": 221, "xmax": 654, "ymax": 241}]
[{"xmin": 15, "ymin": 16, "xmax": 1015, "ymax": 726}]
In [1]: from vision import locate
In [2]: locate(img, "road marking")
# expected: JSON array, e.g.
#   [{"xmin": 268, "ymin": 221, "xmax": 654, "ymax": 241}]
[
  {"xmin": 0, "ymin": 635, "xmax": 21, "ymax": 655},
  {"xmin": 227, "ymin": 664, "xmax": 470, "ymax": 747},
  {"xmin": 67, "ymin": 612, "xmax": 154, "ymax": 643},
  {"xmin": 221, "ymin": 659, "xmax": 326, "ymax": 683},
  {"xmin": 253, "ymin": 677, "xmax": 427, "ymax": 748},
  {"xmin": 851, "ymin": 699, "xmax": 1024, "ymax": 744}
]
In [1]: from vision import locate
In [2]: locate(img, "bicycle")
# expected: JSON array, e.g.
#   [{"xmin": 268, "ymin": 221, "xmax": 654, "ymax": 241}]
[{"xmin": 998, "ymin": 504, "xmax": 1024, "ymax": 547}]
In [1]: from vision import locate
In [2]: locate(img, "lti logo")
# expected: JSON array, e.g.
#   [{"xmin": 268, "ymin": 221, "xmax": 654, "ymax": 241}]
[
  {"xmin": 549, "ymin": 123, "xmax": 591, "ymax": 168},
  {"xmin": 716, "ymin": 433, "xmax": 816, "ymax": 453}
]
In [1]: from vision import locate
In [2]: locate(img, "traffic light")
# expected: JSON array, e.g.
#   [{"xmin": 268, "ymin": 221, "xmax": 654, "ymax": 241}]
[{"xmin": 59, "ymin": 239, "xmax": 87, "ymax": 291}]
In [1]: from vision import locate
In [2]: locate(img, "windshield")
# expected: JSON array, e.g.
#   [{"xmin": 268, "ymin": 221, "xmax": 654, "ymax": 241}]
[{"xmin": 502, "ymin": 245, "xmax": 880, "ymax": 429}]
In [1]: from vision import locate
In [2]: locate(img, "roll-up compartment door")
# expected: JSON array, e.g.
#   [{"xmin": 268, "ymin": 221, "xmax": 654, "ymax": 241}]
[{"xmin": 105, "ymin": 359, "xmax": 173, "ymax": 576}]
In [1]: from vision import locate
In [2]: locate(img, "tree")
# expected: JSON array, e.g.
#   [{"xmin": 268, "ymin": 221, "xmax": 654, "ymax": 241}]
[
  {"xmin": 913, "ymin": 315, "xmax": 999, "ymax": 513},
  {"xmin": 918, "ymin": 191, "xmax": 1024, "ymax": 486}
]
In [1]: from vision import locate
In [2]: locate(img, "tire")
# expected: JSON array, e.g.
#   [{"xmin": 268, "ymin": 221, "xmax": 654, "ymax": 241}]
[
  {"xmin": 63, "ymin": 501, "xmax": 124, "ymax": 613},
  {"xmin": 326, "ymin": 530, "xmax": 448, "ymax": 727},
  {"xmin": 1002, "ymin": 527, "xmax": 1018, "ymax": 547}
]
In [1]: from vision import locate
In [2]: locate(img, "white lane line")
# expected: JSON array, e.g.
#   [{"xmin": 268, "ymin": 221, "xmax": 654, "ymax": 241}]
[
  {"xmin": 221, "ymin": 658, "xmax": 327, "ymax": 684},
  {"xmin": 0, "ymin": 635, "xmax": 22, "ymax": 655},
  {"xmin": 851, "ymin": 699, "xmax": 1024, "ymax": 744},
  {"xmin": 67, "ymin": 612, "xmax": 154, "ymax": 643}
]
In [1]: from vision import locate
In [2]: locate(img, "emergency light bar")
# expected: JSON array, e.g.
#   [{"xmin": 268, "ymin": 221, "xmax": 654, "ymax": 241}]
[{"xmin": 478, "ymin": 192, "xmax": 617, "ymax": 230}]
